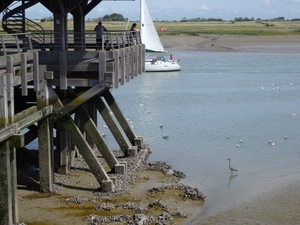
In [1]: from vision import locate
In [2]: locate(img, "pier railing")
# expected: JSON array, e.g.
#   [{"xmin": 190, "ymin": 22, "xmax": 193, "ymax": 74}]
[{"xmin": 0, "ymin": 30, "xmax": 142, "ymax": 55}]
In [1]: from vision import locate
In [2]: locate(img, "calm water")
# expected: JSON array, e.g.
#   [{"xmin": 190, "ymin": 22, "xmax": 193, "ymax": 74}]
[{"xmin": 99, "ymin": 50, "xmax": 300, "ymax": 220}]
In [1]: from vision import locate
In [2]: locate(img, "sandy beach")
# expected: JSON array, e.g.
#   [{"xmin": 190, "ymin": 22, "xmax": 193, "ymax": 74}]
[{"xmin": 17, "ymin": 34, "xmax": 300, "ymax": 225}]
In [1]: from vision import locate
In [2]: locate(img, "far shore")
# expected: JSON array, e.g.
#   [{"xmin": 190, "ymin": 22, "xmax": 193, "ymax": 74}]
[{"xmin": 160, "ymin": 33, "xmax": 300, "ymax": 53}]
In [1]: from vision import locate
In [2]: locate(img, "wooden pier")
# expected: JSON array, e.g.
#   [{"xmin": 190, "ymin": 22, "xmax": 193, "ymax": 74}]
[{"xmin": 0, "ymin": 32, "xmax": 147, "ymax": 225}]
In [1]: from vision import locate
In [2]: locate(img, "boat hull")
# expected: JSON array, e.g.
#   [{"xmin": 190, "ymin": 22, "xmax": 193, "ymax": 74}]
[{"xmin": 145, "ymin": 60, "xmax": 181, "ymax": 72}]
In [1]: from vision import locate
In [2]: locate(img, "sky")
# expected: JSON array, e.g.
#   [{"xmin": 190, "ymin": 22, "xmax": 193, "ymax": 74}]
[{"xmin": 26, "ymin": 0, "xmax": 300, "ymax": 21}]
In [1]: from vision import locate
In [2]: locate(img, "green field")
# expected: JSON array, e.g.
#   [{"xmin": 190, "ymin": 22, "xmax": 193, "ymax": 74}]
[{"xmin": 1, "ymin": 21, "xmax": 300, "ymax": 36}]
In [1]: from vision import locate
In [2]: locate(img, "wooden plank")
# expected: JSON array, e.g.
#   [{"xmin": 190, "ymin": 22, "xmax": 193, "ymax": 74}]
[
  {"xmin": 48, "ymin": 78, "xmax": 98, "ymax": 87},
  {"xmin": 134, "ymin": 45, "xmax": 138, "ymax": 77},
  {"xmin": 130, "ymin": 46, "xmax": 134, "ymax": 79},
  {"xmin": 0, "ymin": 105, "xmax": 52, "ymax": 143},
  {"xmin": 125, "ymin": 48, "xmax": 130, "ymax": 82},
  {"xmin": 14, "ymin": 106, "xmax": 37, "ymax": 122},
  {"xmin": 13, "ymin": 73, "xmax": 33, "ymax": 87},
  {"xmin": 21, "ymin": 53, "xmax": 28, "ymax": 96},
  {"xmin": 120, "ymin": 49, "xmax": 125, "ymax": 85},
  {"xmin": 113, "ymin": 50, "xmax": 119, "ymax": 89},
  {"xmin": 6, "ymin": 73, "xmax": 14, "ymax": 103},
  {"xmin": 0, "ymin": 74, "xmax": 8, "ymax": 128},
  {"xmin": 17, "ymin": 106, "xmax": 53, "ymax": 130},
  {"xmin": 33, "ymin": 51, "xmax": 39, "ymax": 91},
  {"xmin": 98, "ymin": 51, "xmax": 106, "ymax": 82},
  {"xmin": 59, "ymin": 51, "xmax": 67, "ymax": 90}
]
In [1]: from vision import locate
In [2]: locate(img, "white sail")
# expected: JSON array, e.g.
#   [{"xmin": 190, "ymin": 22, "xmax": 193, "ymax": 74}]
[{"xmin": 140, "ymin": 0, "xmax": 165, "ymax": 52}]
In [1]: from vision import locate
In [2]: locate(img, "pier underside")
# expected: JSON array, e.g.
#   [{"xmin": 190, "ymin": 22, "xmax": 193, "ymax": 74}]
[{"xmin": 0, "ymin": 37, "xmax": 147, "ymax": 225}]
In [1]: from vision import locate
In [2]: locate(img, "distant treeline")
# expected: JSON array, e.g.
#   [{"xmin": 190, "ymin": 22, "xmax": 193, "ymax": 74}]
[
  {"xmin": 40, "ymin": 14, "xmax": 300, "ymax": 23},
  {"xmin": 179, "ymin": 16, "xmax": 300, "ymax": 22}
]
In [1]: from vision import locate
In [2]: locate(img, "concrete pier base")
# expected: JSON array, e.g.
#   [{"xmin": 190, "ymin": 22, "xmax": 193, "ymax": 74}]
[
  {"xmin": 101, "ymin": 179, "xmax": 115, "ymax": 192},
  {"xmin": 115, "ymin": 164, "xmax": 126, "ymax": 175},
  {"xmin": 128, "ymin": 146, "xmax": 138, "ymax": 157},
  {"xmin": 134, "ymin": 136, "xmax": 144, "ymax": 149}
]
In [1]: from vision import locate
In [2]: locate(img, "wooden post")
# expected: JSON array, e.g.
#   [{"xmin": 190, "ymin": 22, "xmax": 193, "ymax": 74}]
[
  {"xmin": 0, "ymin": 74, "xmax": 13, "ymax": 225},
  {"xmin": 21, "ymin": 53, "xmax": 28, "ymax": 96},
  {"xmin": 134, "ymin": 45, "xmax": 138, "ymax": 77},
  {"xmin": 37, "ymin": 65, "xmax": 54, "ymax": 193},
  {"xmin": 125, "ymin": 48, "xmax": 130, "ymax": 82},
  {"xmin": 6, "ymin": 71, "xmax": 18, "ymax": 224},
  {"xmin": 130, "ymin": 46, "xmax": 134, "ymax": 79},
  {"xmin": 101, "ymin": 90, "xmax": 139, "ymax": 146},
  {"xmin": 98, "ymin": 51, "xmax": 106, "ymax": 82},
  {"xmin": 56, "ymin": 127, "xmax": 70, "ymax": 175},
  {"xmin": 76, "ymin": 106, "xmax": 124, "ymax": 173},
  {"xmin": 120, "ymin": 49, "xmax": 125, "ymax": 85},
  {"xmin": 60, "ymin": 115, "xmax": 114, "ymax": 192},
  {"xmin": 93, "ymin": 95, "xmax": 131, "ymax": 155},
  {"xmin": 113, "ymin": 50, "xmax": 120, "ymax": 88}
]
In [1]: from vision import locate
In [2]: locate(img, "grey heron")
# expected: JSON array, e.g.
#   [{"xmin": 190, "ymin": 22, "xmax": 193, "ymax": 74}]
[{"xmin": 227, "ymin": 159, "xmax": 238, "ymax": 173}]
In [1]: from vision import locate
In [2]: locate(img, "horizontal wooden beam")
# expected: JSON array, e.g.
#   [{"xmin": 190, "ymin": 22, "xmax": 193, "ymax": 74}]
[{"xmin": 0, "ymin": 106, "xmax": 53, "ymax": 143}]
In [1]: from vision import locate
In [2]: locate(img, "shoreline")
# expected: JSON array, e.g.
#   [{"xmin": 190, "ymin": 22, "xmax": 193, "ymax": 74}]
[
  {"xmin": 160, "ymin": 34, "xmax": 300, "ymax": 53},
  {"xmin": 189, "ymin": 173, "xmax": 300, "ymax": 224}
]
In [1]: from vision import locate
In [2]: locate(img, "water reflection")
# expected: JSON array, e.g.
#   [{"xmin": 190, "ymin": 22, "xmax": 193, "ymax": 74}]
[{"xmin": 228, "ymin": 174, "xmax": 238, "ymax": 188}]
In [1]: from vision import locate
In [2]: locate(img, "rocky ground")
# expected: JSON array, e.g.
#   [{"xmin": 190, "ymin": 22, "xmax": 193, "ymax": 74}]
[{"xmin": 17, "ymin": 147, "xmax": 206, "ymax": 225}]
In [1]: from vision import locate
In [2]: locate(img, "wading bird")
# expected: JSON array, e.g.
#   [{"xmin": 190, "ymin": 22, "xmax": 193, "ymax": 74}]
[{"xmin": 227, "ymin": 159, "xmax": 238, "ymax": 174}]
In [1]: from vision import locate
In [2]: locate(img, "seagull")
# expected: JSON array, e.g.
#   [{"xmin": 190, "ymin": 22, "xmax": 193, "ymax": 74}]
[
  {"xmin": 236, "ymin": 144, "xmax": 241, "ymax": 148},
  {"xmin": 163, "ymin": 135, "xmax": 169, "ymax": 139},
  {"xmin": 159, "ymin": 124, "xmax": 163, "ymax": 128},
  {"xmin": 239, "ymin": 140, "xmax": 243, "ymax": 143},
  {"xmin": 139, "ymin": 103, "xmax": 144, "ymax": 106},
  {"xmin": 226, "ymin": 136, "xmax": 230, "ymax": 139},
  {"xmin": 284, "ymin": 136, "xmax": 288, "ymax": 139},
  {"xmin": 270, "ymin": 142, "xmax": 275, "ymax": 146},
  {"xmin": 227, "ymin": 159, "xmax": 238, "ymax": 174}
]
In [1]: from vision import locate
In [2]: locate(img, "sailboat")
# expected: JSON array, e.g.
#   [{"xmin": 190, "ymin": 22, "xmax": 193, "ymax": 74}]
[{"xmin": 140, "ymin": 0, "xmax": 181, "ymax": 72}]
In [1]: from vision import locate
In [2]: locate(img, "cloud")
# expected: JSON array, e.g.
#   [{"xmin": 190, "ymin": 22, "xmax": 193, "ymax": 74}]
[
  {"xmin": 199, "ymin": 4, "xmax": 208, "ymax": 10},
  {"xmin": 264, "ymin": 0, "xmax": 271, "ymax": 6}
]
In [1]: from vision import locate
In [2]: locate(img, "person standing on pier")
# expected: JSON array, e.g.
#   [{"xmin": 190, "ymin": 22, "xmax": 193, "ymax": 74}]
[
  {"xmin": 130, "ymin": 23, "xmax": 139, "ymax": 45},
  {"xmin": 94, "ymin": 21, "xmax": 107, "ymax": 50}
]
